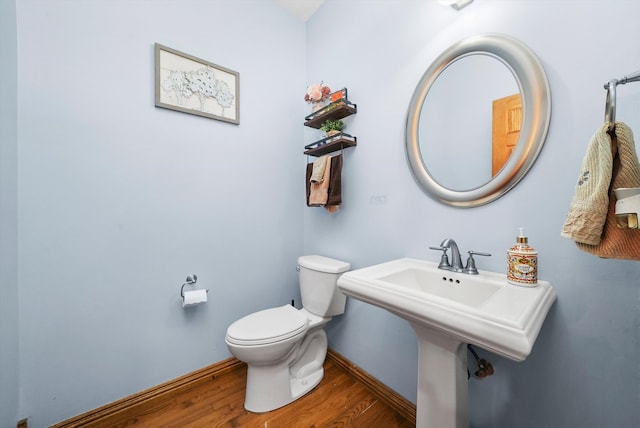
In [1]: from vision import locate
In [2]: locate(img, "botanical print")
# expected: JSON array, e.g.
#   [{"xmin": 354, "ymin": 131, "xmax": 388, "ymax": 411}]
[{"xmin": 155, "ymin": 44, "xmax": 239, "ymax": 124}]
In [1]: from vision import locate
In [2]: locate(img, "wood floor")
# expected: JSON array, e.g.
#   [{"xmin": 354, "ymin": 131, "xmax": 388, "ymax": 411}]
[{"xmin": 62, "ymin": 353, "xmax": 415, "ymax": 427}]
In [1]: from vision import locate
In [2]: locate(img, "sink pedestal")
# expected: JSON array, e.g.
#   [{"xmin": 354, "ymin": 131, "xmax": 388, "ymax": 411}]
[{"xmin": 412, "ymin": 323, "xmax": 468, "ymax": 428}]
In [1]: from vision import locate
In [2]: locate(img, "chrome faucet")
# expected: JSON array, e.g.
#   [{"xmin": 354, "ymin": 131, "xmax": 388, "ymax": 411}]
[
  {"xmin": 440, "ymin": 238, "xmax": 464, "ymax": 272},
  {"xmin": 430, "ymin": 239, "xmax": 492, "ymax": 274}
]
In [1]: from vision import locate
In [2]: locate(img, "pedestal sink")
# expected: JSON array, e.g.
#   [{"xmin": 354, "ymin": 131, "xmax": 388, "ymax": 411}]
[{"xmin": 337, "ymin": 258, "xmax": 556, "ymax": 428}]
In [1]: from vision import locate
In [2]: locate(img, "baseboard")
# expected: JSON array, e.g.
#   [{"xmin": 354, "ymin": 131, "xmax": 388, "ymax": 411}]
[
  {"xmin": 326, "ymin": 348, "xmax": 416, "ymax": 425},
  {"xmin": 51, "ymin": 349, "xmax": 415, "ymax": 427},
  {"xmin": 50, "ymin": 357, "xmax": 243, "ymax": 427}
]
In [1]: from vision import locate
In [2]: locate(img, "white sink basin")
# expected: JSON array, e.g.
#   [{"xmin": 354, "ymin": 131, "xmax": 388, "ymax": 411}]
[
  {"xmin": 337, "ymin": 257, "xmax": 557, "ymax": 428},
  {"xmin": 378, "ymin": 266, "xmax": 501, "ymax": 308},
  {"xmin": 338, "ymin": 257, "xmax": 556, "ymax": 361}
]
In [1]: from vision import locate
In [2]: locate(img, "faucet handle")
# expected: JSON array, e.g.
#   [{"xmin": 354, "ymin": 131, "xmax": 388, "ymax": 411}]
[
  {"xmin": 463, "ymin": 251, "xmax": 491, "ymax": 275},
  {"xmin": 429, "ymin": 246, "xmax": 451, "ymax": 270}
]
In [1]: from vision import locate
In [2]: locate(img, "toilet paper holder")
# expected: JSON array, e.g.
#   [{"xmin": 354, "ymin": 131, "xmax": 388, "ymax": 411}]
[{"xmin": 180, "ymin": 274, "xmax": 208, "ymax": 297}]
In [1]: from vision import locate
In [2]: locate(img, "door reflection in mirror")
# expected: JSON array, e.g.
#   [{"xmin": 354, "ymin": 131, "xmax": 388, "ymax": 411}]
[
  {"xmin": 492, "ymin": 93, "xmax": 522, "ymax": 176},
  {"xmin": 419, "ymin": 54, "xmax": 520, "ymax": 191}
]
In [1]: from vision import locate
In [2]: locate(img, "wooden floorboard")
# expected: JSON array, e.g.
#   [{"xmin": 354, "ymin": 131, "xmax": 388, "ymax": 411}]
[{"xmin": 63, "ymin": 356, "xmax": 414, "ymax": 427}]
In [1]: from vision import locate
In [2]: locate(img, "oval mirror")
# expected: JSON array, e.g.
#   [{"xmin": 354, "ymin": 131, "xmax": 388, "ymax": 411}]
[{"xmin": 406, "ymin": 34, "xmax": 551, "ymax": 207}]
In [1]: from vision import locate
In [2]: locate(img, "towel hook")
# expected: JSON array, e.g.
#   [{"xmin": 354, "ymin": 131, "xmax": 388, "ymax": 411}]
[
  {"xmin": 604, "ymin": 78, "xmax": 617, "ymax": 130},
  {"xmin": 603, "ymin": 70, "xmax": 640, "ymax": 132}
]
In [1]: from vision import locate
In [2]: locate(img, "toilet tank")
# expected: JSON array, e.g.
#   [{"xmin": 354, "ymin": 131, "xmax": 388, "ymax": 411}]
[{"xmin": 298, "ymin": 255, "xmax": 350, "ymax": 317}]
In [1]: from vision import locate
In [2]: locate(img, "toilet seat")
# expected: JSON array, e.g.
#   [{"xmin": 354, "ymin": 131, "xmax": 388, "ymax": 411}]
[{"xmin": 226, "ymin": 305, "xmax": 308, "ymax": 346}]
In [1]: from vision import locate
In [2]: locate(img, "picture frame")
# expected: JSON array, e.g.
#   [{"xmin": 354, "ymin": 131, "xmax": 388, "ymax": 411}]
[{"xmin": 155, "ymin": 43, "xmax": 239, "ymax": 124}]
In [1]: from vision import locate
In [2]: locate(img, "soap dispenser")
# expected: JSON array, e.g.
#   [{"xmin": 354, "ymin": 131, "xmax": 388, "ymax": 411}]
[{"xmin": 507, "ymin": 228, "xmax": 538, "ymax": 287}]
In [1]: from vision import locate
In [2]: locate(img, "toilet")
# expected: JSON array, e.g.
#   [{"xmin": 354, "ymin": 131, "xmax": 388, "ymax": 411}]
[{"xmin": 225, "ymin": 255, "xmax": 350, "ymax": 413}]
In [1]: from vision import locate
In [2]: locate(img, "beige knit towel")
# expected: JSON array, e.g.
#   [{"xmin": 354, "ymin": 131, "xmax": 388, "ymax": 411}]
[
  {"xmin": 562, "ymin": 122, "xmax": 640, "ymax": 259},
  {"xmin": 561, "ymin": 123, "xmax": 614, "ymax": 245}
]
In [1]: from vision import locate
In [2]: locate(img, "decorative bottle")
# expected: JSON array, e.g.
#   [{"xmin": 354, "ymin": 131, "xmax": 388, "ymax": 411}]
[{"xmin": 507, "ymin": 228, "xmax": 538, "ymax": 287}]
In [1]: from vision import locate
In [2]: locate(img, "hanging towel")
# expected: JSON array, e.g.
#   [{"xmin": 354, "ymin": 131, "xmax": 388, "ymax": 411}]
[
  {"xmin": 306, "ymin": 154, "xmax": 343, "ymax": 213},
  {"xmin": 561, "ymin": 123, "xmax": 614, "ymax": 245},
  {"xmin": 308, "ymin": 155, "xmax": 332, "ymax": 206},
  {"xmin": 310, "ymin": 155, "xmax": 328, "ymax": 183},
  {"xmin": 562, "ymin": 121, "xmax": 640, "ymax": 260},
  {"xmin": 325, "ymin": 154, "xmax": 343, "ymax": 213}
]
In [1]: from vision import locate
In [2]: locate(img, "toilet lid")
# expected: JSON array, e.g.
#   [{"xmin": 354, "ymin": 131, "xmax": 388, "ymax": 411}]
[{"xmin": 226, "ymin": 305, "xmax": 308, "ymax": 346}]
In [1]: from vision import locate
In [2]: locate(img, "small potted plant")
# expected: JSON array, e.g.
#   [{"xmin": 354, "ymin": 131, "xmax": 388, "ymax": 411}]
[{"xmin": 320, "ymin": 119, "xmax": 345, "ymax": 137}]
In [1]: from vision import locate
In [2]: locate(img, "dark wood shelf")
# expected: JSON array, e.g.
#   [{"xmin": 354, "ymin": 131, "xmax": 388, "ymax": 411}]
[
  {"xmin": 304, "ymin": 133, "xmax": 357, "ymax": 157},
  {"xmin": 303, "ymin": 88, "xmax": 357, "ymax": 158},
  {"xmin": 304, "ymin": 102, "xmax": 358, "ymax": 129}
]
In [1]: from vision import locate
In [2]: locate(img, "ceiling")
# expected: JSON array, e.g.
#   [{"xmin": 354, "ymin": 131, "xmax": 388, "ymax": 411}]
[{"xmin": 271, "ymin": 0, "xmax": 325, "ymax": 21}]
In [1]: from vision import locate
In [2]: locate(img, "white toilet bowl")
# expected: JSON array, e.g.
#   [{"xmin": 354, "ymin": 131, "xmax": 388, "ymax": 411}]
[
  {"xmin": 225, "ymin": 255, "xmax": 350, "ymax": 413},
  {"xmin": 225, "ymin": 305, "xmax": 331, "ymax": 412},
  {"xmin": 226, "ymin": 305, "xmax": 309, "ymax": 365}
]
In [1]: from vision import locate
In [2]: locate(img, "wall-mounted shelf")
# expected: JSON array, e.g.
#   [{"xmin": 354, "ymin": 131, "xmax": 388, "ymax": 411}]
[
  {"xmin": 303, "ymin": 88, "xmax": 358, "ymax": 157},
  {"xmin": 304, "ymin": 101, "xmax": 358, "ymax": 129},
  {"xmin": 304, "ymin": 133, "xmax": 357, "ymax": 157}
]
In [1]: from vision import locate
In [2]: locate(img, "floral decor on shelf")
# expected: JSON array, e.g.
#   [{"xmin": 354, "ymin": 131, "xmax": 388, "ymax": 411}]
[{"xmin": 305, "ymin": 82, "xmax": 331, "ymax": 111}]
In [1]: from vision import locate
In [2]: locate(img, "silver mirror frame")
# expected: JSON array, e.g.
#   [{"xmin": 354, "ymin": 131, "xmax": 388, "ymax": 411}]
[{"xmin": 406, "ymin": 34, "xmax": 551, "ymax": 207}]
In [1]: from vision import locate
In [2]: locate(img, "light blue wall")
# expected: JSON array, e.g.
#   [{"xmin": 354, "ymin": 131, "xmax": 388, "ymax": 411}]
[
  {"xmin": 15, "ymin": 0, "xmax": 305, "ymax": 425},
  {"xmin": 306, "ymin": 1, "xmax": 640, "ymax": 427},
  {"xmin": 0, "ymin": 0, "xmax": 19, "ymax": 426}
]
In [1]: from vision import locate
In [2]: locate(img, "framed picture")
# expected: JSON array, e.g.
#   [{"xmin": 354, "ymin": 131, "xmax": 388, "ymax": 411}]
[{"xmin": 155, "ymin": 43, "xmax": 239, "ymax": 124}]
